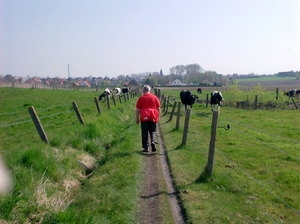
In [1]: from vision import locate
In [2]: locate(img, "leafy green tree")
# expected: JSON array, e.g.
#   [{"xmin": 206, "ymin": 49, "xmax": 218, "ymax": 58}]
[
  {"xmin": 226, "ymin": 80, "xmax": 242, "ymax": 107},
  {"xmin": 153, "ymin": 75, "xmax": 168, "ymax": 86},
  {"xmin": 143, "ymin": 77, "xmax": 157, "ymax": 87}
]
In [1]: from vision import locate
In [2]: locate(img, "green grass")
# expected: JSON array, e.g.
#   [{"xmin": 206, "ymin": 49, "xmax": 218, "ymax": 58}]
[
  {"xmin": 159, "ymin": 90, "xmax": 300, "ymax": 223},
  {"xmin": 0, "ymin": 87, "xmax": 151, "ymax": 223},
  {"xmin": 1, "ymin": 86, "xmax": 300, "ymax": 223},
  {"xmin": 235, "ymin": 76, "xmax": 296, "ymax": 82}
]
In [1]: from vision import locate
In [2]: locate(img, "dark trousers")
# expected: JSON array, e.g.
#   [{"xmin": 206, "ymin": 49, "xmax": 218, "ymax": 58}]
[{"xmin": 141, "ymin": 121, "xmax": 156, "ymax": 149}]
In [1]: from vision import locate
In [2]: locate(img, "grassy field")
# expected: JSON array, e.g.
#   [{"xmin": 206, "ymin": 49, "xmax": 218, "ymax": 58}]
[
  {"xmin": 0, "ymin": 87, "xmax": 176, "ymax": 223},
  {"xmin": 159, "ymin": 88, "xmax": 300, "ymax": 223},
  {"xmin": 235, "ymin": 76, "xmax": 296, "ymax": 82},
  {"xmin": 1, "ymin": 86, "xmax": 300, "ymax": 223},
  {"xmin": 235, "ymin": 76, "xmax": 300, "ymax": 89}
]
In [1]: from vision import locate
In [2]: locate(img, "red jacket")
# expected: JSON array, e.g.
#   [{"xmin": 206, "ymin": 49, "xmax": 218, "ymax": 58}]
[{"xmin": 136, "ymin": 93, "xmax": 160, "ymax": 122}]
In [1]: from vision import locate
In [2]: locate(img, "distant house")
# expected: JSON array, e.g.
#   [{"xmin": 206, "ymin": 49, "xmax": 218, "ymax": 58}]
[
  {"xmin": 79, "ymin": 81, "xmax": 91, "ymax": 87},
  {"xmin": 128, "ymin": 80, "xmax": 140, "ymax": 88},
  {"xmin": 25, "ymin": 77, "xmax": 41, "ymax": 84},
  {"xmin": 171, "ymin": 79, "xmax": 186, "ymax": 86}
]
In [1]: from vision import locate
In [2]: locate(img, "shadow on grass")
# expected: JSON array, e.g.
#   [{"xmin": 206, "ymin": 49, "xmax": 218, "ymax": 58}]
[
  {"xmin": 98, "ymin": 151, "xmax": 131, "ymax": 167},
  {"xmin": 195, "ymin": 112, "xmax": 211, "ymax": 118},
  {"xmin": 165, "ymin": 144, "xmax": 185, "ymax": 152},
  {"xmin": 194, "ymin": 169, "xmax": 212, "ymax": 184}
]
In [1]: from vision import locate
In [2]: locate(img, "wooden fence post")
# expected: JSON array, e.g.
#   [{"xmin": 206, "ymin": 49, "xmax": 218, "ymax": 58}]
[
  {"xmin": 206, "ymin": 94, "xmax": 209, "ymax": 108},
  {"xmin": 205, "ymin": 110, "xmax": 219, "ymax": 176},
  {"xmin": 176, "ymin": 102, "xmax": 181, "ymax": 130},
  {"xmin": 181, "ymin": 108, "xmax": 191, "ymax": 145},
  {"xmin": 72, "ymin": 102, "xmax": 85, "ymax": 125},
  {"xmin": 254, "ymin": 95, "xmax": 258, "ymax": 110},
  {"xmin": 160, "ymin": 93, "xmax": 165, "ymax": 103},
  {"xmin": 291, "ymin": 99, "xmax": 298, "ymax": 109},
  {"xmin": 107, "ymin": 96, "xmax": 111, "ymax": 110},
  {"xmin": 162, "ymin": 97, "xmax": 166, "ymax": 112},
  {"xmin": 276, "ymin": 88, "xmax": 279, "ymax": 100},
  {"xmin": 94, "ymin": 97, "xmax": 101, "ymax": 114},
  {"xmin": 112, "ymin": 95, "xmax": 116, "ymax": 106},
  {"xmin": 123, "ymin": 93, "xmax": 127, "ymax": 102},
  {"xmin": 165, "ymin": 96, "xmax": 170, "ymax": 115},
  {"xmin": 168, "ymin": 101, "xmax": 177, "ymax": 122},
  {"xmin": 28, "ymin": 106, "xmax": 49, "ymax": 144}
]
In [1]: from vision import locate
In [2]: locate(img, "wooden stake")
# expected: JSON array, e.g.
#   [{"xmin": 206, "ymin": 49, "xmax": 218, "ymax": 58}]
[
  {"xmin": 72, "ymin": 102, "xmax": 85, "ymax": 125},
  {"xmin": 28, "ymin": 106, "xmax": 49, "ymax": 144},
  {"xmin": 181, "ymin": 108, "xmax": 191, "ymax": 145},
  {"xmin": 205, "ymin": 111, "xmax": 219, "ymax": 176}
]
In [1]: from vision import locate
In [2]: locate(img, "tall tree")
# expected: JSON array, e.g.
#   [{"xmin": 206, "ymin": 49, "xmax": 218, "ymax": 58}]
[{"xmin": 185, "ymin": 63, "xmax": 202, "ymax": 75}]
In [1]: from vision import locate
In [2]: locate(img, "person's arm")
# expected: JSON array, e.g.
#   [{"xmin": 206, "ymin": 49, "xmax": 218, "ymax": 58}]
[{"xmin": 136, "ymin": 108, "xmax": 140, "ymax": 124}]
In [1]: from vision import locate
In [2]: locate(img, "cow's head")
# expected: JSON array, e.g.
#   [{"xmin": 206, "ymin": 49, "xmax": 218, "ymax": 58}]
[
  {"xmin": 211, "ymin": 91, "xmax": 224, "ymax": 102},
  {"xmin": 211, "ymin": 91, "xmax": 224, "ymax": 104}
]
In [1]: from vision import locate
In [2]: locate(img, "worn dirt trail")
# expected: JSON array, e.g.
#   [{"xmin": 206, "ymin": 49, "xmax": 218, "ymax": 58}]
[{"xmin": 137, "ymin": 123, "xmax": 185, "ymax": 224}]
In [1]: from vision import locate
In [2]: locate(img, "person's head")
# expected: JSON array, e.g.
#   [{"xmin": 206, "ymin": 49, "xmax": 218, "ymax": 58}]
[{"xmin": 143, "ymin": 85, "xmax": 151, "ymax": 93}]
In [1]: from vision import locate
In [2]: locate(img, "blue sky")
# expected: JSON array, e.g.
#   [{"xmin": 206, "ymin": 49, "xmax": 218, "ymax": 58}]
[{"xmin": 1, "ymin": 0, "xmax": 299, "ymax": 78}]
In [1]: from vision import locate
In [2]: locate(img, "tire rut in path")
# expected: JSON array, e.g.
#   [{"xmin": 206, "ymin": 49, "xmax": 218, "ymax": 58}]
[{"xmin": 137, "ymin": 123, "xmax": 185, "ymax": 224}]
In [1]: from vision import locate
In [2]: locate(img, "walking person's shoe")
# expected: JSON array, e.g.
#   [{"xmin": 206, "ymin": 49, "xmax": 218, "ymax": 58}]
[
  {"xmin": 142, "ymin": 148, "xmax": 148, "ymax": 152},
  {"xmin": 151, "ymin": 143, "xmax": 156, "ymax": 152}
]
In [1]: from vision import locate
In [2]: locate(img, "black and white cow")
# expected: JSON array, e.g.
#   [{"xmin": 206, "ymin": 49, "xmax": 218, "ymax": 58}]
[
  {"xmin": 284, "ymin": 89, "xmax": 300, "ymax": 99},
  {"xmin": 98, "ymin": 88, "xmax": 112, "ymax": 101},
  {"xmin": 180, "ymin": 90, "xmax": 198, "ymax": 110},
  {"xmin": 210, "ymin": 91, "xmax": 224, "ymax": 113},
  {"xmin": 122, "ymin": 87, "xmax": 130, "ymax": 94},
  {"xmin": 197, "ymin": 88, "xmax": 202, "ymax": 94},
  {"xmin": 113, "ymin": 88, "xmax": 122, "ymax": 97}
]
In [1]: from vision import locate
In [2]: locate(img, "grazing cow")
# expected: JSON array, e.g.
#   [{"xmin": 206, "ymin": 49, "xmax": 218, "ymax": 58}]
[
  {"xmin": 180, "ymin": 90, "xmax": 198, "ymax": 110},
  {"xmin": 98, "ymin": 88, "xmax": 112, "ymax": 101},
  {"xmin": 122, "ymin": 87, "xmax": 130, "ymax": 94},
  {"xmin": 210, "ymin": 91, "xmax": 224, "ymax": 113},
  {"xmin": 113, "ymin": 87, "xmax": 122, "ymax": 97},
  {"xmin": 197, "ymin": 88, "xmax": 202, "ymax": 94},
  {"xmin": 284, "ymin": 89, "xmax": 300, "ymax": 99}
]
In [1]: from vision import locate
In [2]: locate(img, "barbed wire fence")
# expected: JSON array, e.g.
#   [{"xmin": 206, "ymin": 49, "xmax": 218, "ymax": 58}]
[{"xmin": 158, "ymin": 91, "xmax": 300, "ymax": 222}]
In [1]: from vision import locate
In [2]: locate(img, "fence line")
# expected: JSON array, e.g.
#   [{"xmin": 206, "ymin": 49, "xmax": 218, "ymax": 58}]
[
  {"xmin": 0, "ymin": 119, "xmax": 32, "ymax": 128},
  {"xmin": 160, "ymin": 92, "xmax": 300, "ymax": 221},
  {"xmin": 43, "ymin": 117, "xmax": 76, "ymax": 128},
  {"xmin": 0, "ymin": 109, "xmax": 29, "ymax": 116},
  {"xmin": 224, "ymin": 118, "xmax": 300, "ymax": 145},
  {"xmin": 0, "ymin": 90, "xmax": 138, "ymax": 145},
  {"xmin": 0, "ymin": 130, "xmax": 36, "ymax": 142},
  {"xmin": 178, "ymin": 116, "xmax": 300, "ymax": 220}
]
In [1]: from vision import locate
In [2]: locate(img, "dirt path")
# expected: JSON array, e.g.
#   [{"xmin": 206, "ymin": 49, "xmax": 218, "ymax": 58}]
[{"xmin": 137, "ymin": 123, "xmax": 185, "ymax": 224}]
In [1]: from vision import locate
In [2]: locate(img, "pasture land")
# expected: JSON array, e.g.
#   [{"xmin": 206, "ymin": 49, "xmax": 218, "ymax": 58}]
[
  {"xmin": 0, "ymin": 87, "xmax": 176, "ymax": 223},
  {"xmin": 159, "ymin": 88, "xmax": 300, "ymax": 223},
  {"xmin": 159, "ymin": 83, "xmax": 300, "ymax": 110},
  {"xmin": 236, "ymin": 76, "xmax": 300, "ymax": 90},
  {"xmin": 1, "ymin": 86, "xmax": 300, "ymax": 223}
]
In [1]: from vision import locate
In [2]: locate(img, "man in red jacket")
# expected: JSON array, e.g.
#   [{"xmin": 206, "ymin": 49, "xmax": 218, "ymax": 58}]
[{"xmin": 136, "ymin": 85, "xmax": 161, "ymax": 152}]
